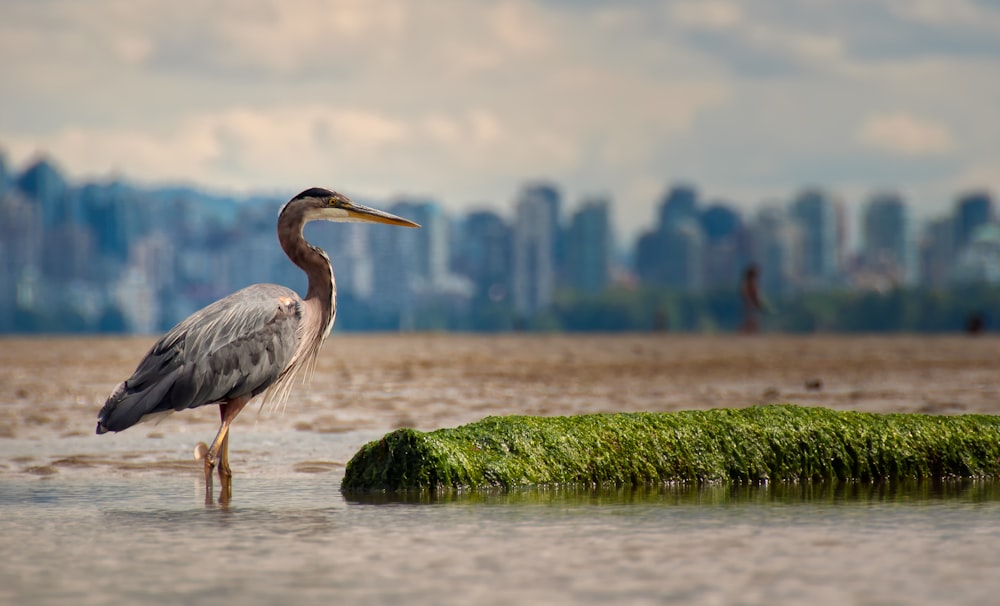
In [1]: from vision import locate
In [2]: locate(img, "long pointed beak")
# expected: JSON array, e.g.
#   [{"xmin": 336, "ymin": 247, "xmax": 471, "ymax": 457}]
[{"xmin": 344, "ymin": 202, "xmax": 420, "ymax": 228}]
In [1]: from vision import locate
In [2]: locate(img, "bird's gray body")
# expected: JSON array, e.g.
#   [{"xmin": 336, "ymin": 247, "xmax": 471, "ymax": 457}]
[
  {"xmin": 97, "ymin": 283, "xmax": 304, "ymax": 433},
  {"xmin": 94, "ymin": 187, "xmax": 417, "ymax": 501}
]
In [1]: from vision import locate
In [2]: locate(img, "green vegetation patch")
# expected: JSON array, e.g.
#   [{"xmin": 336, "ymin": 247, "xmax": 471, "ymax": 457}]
[{"xmin": 341, "ymin": 405, "xmax": 1000, "ymax": 491}]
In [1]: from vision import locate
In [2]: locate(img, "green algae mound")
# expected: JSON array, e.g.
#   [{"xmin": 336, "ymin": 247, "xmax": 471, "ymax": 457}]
[{"xmin": 341, "ymin": 405, "xmax": 1000, "ymax": 491}]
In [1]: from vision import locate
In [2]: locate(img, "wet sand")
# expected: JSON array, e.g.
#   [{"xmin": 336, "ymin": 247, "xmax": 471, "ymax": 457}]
[{"xmin": 1, "ymin": 333, "xmax": 998, "ymax": 479}]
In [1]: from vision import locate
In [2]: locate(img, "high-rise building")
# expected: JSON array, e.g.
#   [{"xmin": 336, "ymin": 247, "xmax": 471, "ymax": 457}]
[
  {"xmin": 15, "ymin": 157, "xmax": 68, "ymax": 229},
  {"xmin": 861, "ymin": 192, "xmax": 915, "ymax": 285},
  {"xmin": 0, "ymin": 151, "xmax": 10, "ymax": 196},
  {"xmin": 662, "ymin": 220, "xmax": 705, "ymax": 291},
  {"xmin": 699, "ymin": 203, "xmax": 746, "ymax": 289},
  {"xmin": 519, "ymin": 182, "xmax": 564, "ymax": 283},
  {"xmin": 332, "ymin": 224, "xmax": 375, "ymax": 300},
  {"xmin": 954, "ymin": 191, "xmax": 994, "ymax": 252},
  {"xmin": 368, "ymin": 200, "xmax": 422, "ymax": 314},
  {"xmin": 658, "ymin": 185, "xmax": 698, "ymax": 231},
  {"xmin": 80, "ymin": 182, "xmax": 143, "ymax": 264},
  {"xmin": 566, "ymin": 197, "xmax": 612, "ymax": 295},
  {"xmin": 368, "ymin": 198, "xmax": 472, "ymax": 325},
  {"xmin": 42, "ymin": 224, "xmax": 95, "ymax": 284},
  {"xmin": 634, "ymin": 229, "xmax": 667, "ymax": 286},
  {"xmin": 635, "ymin": 184, "xmax": 704, "ymax": 291},
  {"xmin": 919, "ymin": 216, "xmax": 955, "ymax": 288},
  {"xmin": 0, "ymin": 191, "xmax": 43, "ymax": 328},
  {"xmin": 789, "ymin": 189, "xmax": 841, "ymax": 288},
  {"xmin": 955, "ymin": 223, "xmax": 1000, "ymax": 284},
  {"xmin": 513, "ymin": 188, "xmax": 556, "ymax": 314},
  {"xmin": 398, "ymin": 200, "xmax": 449, "ymax": 289},
  {"xmin": 750, "ymin": 206, "xmax": 803, "ymax": 295},
  {"xmin": 455, "ymin": 210, "xmax": 512, "ymax": 302}
]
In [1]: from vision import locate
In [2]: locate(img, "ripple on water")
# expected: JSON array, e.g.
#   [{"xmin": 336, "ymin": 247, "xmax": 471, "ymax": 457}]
[{"xmin": 4, "ymin": 476, "xmax": 1000, "ymax": 605}]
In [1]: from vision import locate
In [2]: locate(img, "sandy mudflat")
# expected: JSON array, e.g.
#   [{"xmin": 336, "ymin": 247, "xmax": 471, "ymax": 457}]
[{"xmin": 1, "ymin": 333, "xmax": 998, "ymax": 477}]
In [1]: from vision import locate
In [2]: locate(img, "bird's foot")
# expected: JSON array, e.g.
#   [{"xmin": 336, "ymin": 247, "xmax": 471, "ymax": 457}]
[
  {"xmin": 195, "ymin": 444, "xmax": 221, "ymax": 504},
  {"xmin": 217, "ymin": 456, "xmax": 232, "ymax": 499},
  {"xmin": 194, "ymin": 441, "xmax": 233, "ymax": 505}
]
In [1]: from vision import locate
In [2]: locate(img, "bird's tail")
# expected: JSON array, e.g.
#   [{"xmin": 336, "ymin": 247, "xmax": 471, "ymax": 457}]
[{"xmin": 96, "ymin": 374, "xmax": 176, "ymax": 434}]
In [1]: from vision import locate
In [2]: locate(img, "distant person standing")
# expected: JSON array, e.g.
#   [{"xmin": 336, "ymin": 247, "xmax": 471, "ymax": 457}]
[
  {"xmin": 740, "ymin": 264, "xmax": 763, "ymax": 334},
  {"xmin": 966, "ymin": 311, "xmax": 986, "ymax": 335}
]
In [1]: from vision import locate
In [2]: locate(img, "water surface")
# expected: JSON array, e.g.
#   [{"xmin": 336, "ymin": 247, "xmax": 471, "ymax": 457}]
[{"xmin": 4, "ymin": 472, "xmax": 1000, "ymax": 605}]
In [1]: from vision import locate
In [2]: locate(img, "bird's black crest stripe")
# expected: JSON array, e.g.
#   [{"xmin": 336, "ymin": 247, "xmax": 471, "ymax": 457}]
[{"xmin": 292, "ymin": 187, "xmax": 335, "ymax": 201}]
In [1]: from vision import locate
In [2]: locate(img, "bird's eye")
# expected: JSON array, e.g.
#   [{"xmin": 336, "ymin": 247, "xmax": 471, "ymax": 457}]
[{"xmin": 327, "ymin": 197, "xmax": 337, "ymax": 206}]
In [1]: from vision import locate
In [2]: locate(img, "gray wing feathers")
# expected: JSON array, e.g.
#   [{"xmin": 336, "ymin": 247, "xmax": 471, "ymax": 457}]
[{"xmin": 97, "ymin": 284, "xmax": 302, "ymax": 433}]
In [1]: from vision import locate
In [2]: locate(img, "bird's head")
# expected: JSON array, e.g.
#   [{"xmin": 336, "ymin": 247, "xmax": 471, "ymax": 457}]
[{"xmin": 284, "ymin": 187, "xmax": 420, "ymax": 228}]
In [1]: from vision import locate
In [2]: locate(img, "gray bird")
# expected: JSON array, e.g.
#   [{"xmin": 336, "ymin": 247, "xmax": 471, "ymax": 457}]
[{"xmin": 96, "ymin": 187, "xmax": 418, "ymax": 500}]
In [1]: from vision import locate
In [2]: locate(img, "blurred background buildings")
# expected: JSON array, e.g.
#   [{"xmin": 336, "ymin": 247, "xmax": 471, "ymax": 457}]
[{"xmin": 0, "ymin": 151, "xmax": 996, "ymax": 333}]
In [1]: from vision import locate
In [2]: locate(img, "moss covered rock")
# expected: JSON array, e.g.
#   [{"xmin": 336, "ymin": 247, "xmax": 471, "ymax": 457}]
[{"xmin": 341, "ymin": 405, "xmax": 1000, "ymax": 491}]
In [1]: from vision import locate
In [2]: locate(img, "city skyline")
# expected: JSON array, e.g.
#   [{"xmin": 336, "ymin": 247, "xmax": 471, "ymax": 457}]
[
  {"xmin": 1, "ymin": 145, "xmax": 994, "ymax": 256},
  {"xmin": 2, "ymin": 148, "xmax": 997, "ymax": 335},
  {"xmin": 2, "ymin": 1, "xmax": 998, "ymax": 242}
]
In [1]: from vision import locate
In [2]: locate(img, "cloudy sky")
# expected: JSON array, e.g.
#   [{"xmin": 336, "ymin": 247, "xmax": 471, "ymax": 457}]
[{"xmin": 1, "ymin": 0, "xmax": 998, "ymax": 239}]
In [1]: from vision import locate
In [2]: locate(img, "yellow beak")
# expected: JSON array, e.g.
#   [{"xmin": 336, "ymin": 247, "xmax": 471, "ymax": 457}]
[{"xmin": 343, "ymin": 202, "xmax": 420, "ymax": 228}]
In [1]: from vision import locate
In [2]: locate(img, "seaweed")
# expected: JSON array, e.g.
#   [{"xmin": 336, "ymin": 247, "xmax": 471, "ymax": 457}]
[{"xmin": 341, "ymin": 405, "xmax": 1000, "ymax": 491}]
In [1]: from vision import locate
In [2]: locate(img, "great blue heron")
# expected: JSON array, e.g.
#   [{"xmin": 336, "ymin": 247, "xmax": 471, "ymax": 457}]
[{"xmin": 96, "ymin": 187, "xmax": 418, "ymax": 500}]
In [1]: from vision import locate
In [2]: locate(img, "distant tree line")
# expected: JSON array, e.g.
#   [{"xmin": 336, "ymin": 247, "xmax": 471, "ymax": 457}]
[
  {"xmin": 6, "ymin": 285, "xmax": 999, "ymax": 335},
  {"xmin": 546, "ymin": 284, "xmax": 1000, "ymax": 334}
]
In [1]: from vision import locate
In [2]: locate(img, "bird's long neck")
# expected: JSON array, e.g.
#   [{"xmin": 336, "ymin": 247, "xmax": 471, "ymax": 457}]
[{"xmin": 277, "ymin": 212, "xmax": 336, "ymax": 331}]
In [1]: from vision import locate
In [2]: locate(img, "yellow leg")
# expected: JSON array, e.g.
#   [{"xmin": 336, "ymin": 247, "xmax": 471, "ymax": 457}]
[
  {"xmin": 218, "ymin": 431, "xmax": 232, "ymax": 481},
  {"xmin": 218, "ymin": 431, "xmax": 232, "ymax": 503},
  {"xmin": 203, "ymin": 397, "xmax": 249, "ymax": 503},
  {"xmin": 203, "ymin": 463, "xmax": 213, "ymax": 504}
]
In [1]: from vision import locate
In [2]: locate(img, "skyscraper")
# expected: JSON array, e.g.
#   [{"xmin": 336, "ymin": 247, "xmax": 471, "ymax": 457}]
[
  {"xmin": 15, "ymin": 157, "xmax": 68, "ymax": 229},
  {"xmin": 662, "ymin": 220, "xmax": 704, "ymax": 291},
  {"xmin": 635, "ymin": 184, "xmax": 704, "ymax": 290},
  {"xmin": 699, "ymin": 203, "xmax": 746, "ymax": 290},
  {"xmin": 634, "ymin": 229, "xmax": 667, "ymax": 286},
  {"xmin": 955, "ymin": 224, "xmax": 1000, "ymax": 284},
  {"xmin": 0, "ymin": 151, "xmax": 10, "ymax": 196},
  {"xmin": 368, "ymin": 199, "xmax": 423, "ymax": 314},
  {"xmin": 314, "ymin": 223, "xmax": 374, "ymax": 300},
  {"xmin": 750, "ymin": 206, "xmax": 803, "ymax": 295},
  {"xmin": 369, "ymin": 198, "xmax": 472, "ymax": 326},
  {"xmin": 861, "ymin": 192, "xmax": 914, "ymax": 285},
  {"xmin": 919, "ymin": 216, "xmax": 955, "ymax": 288},
  {"xmin": 566, "ymin": 197, "xmax": 612, "ymax": 295},
  {"xmin": 456, "ymin": 210, "xmax": 512, "ymax": 302},
  {"xmin": 0, "ymin": 191, "xmax": 43, "ymax": 328},
  {"xmin": 513, "ymin": 187, "xmax": 557, "ymax": 314},
  {"xmin": 954, "ymin": 191, "xmax": 994, "ymax": 252},
  {"xmin": 402, "ymin": 201, "xmax": 449, "ymax": 289},
  {"xmin": 658, "ymin": 185, "xmax": 698, "ymax": 231},
  {"xmin": 789, "ymin": 189, "xmax": 841, "ymax": 288}
]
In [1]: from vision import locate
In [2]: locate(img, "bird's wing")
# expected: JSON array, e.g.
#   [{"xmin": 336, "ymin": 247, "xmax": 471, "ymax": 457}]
[{"xmin": 97, "ymin": 284, "xmax": 303, "ymax": 433}]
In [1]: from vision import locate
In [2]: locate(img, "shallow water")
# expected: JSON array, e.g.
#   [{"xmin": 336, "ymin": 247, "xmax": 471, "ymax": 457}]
[
  {"xmin": 4, "ymin": 472, "xmax": 1000, "ymax": 605},
  {"xmin": 4, "ymin": 335, "xmax": 1000, "ymax": 604}
]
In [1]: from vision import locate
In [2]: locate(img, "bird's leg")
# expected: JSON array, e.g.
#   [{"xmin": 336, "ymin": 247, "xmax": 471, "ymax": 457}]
[
  {"xmin": 218, "ymin": 430, "xmax": 232, "ymax": 504},
  {"xmin": 218, "ymin": 430, "xmax": 231, "ymax": 483},
  {"xmin": 203, "ymin": 396, "xmax": 250, "ymax": 502}
]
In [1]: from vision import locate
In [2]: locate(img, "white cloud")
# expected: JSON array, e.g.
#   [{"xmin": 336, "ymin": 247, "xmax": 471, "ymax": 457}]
[
  {"xmin": 1, "ymin": 0, "xmax": 998, "ymax": 238},
  {"xmin": 2, "ymin": 103, "xmax": 579, "ymax": 198},
  {"xmin": 488, "ymin": 1, "xmax": 552, "ymax": 54},
  {"xmin": 207, "ymin": 0, "xmax": 410, "ymax": 73},
  {"xmin": 857, "ymin": 112, "xmax": 955, "ymax": 156},
  {"xmin": 5, "ymin": 106, "xmax": 410, "ymax": 188},
  {"xmin": 668, "ymin": 1, "xmax": 743, "ymax": 30},
  {"xmin": 888, "ymin": 0, "xmax": 1000, "ymax": 32}
]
